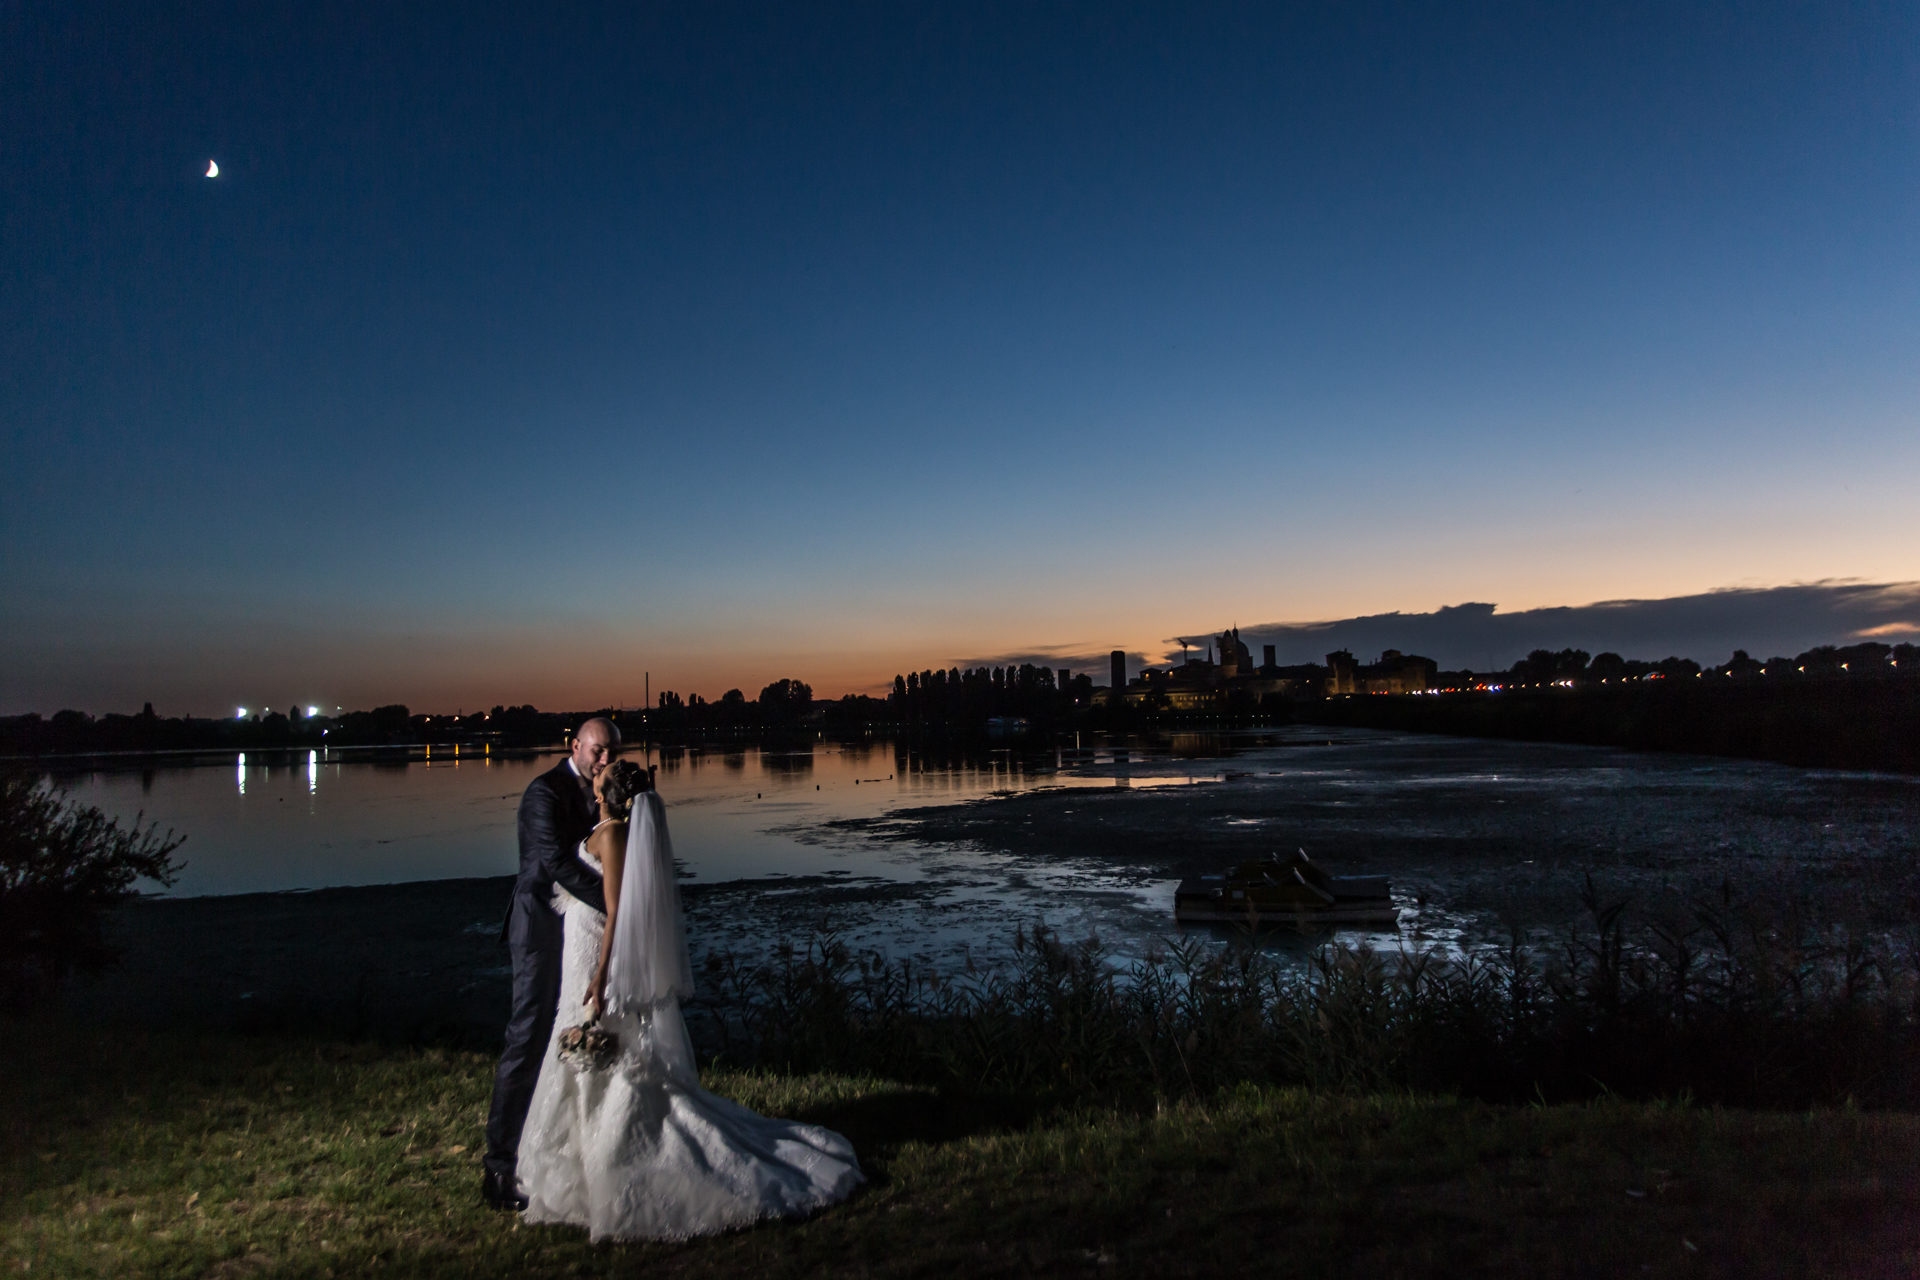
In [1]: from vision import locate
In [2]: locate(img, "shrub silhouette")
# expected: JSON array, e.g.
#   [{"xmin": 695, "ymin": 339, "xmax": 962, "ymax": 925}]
[{"xmin": 0, "ymin": 770, "xmax": 184, "ymax": 1008}]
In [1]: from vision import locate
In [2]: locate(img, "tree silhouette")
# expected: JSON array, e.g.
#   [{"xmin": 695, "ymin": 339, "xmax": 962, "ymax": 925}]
[
  {"xmin": 1, "ymin": 771, "xmax": 184, "ymax": 1007},
  {"xmin": 758, "ymin": 679, "xmax": 814, "ymax": 726}
]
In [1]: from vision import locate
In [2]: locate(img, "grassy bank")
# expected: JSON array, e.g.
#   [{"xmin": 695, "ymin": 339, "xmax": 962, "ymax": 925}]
[{"xmin": 4, "ymin": 1025, "xmax": 1919, "ymax": 1278}]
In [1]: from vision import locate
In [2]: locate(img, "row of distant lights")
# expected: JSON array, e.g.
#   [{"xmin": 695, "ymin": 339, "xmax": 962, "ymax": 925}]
[
  {"xmin": 1449, "ymin": 658, "xmax": 1898, "ymax": 694},
  {"xmin": 233, "ymin": 659, "xmax": 1899, "ymax": 719},
  {"xmin": 1691, "ymin": 659, "xmax": 1896, "ymax": 677},
  {"xmin": 230, "ymin": 709, "xmax": 493, "ymax": 722}
]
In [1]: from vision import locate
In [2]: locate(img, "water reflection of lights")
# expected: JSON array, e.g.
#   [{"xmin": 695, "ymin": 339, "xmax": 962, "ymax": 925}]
[
  {"xmin": 236, "ymin": 753, "xmax": 246, "ymax": 795},
  {"xmin": 64, "ymin": 733, "xmax": 1920, "ymax": 977},
  {"xmin": 308, "ymin": 750, "xmax": 319, "ymax": 795}
]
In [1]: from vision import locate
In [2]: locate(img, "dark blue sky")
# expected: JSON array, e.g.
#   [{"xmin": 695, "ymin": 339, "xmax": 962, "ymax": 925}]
[{"xmin": 5, "ymin": 2, "xmax": 1915, "ymax": 713}]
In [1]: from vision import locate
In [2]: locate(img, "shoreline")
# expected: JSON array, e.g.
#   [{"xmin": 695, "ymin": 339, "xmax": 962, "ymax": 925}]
[
  {"xmin": 60, "ymin": 730, "xmax": 1920, "ymax": 1042},
  {"xmin": 66, "ymin": 871, "xmax": 994, "ymax": 1044}
]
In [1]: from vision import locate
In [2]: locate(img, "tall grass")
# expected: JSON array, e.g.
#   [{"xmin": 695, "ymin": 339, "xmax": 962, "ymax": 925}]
[{"xmin": 690, "ymin": 881, "xmax": 1920, "ymax": 1109}]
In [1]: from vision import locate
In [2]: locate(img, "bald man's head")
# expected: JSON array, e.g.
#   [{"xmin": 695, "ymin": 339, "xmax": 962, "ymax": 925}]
[{"xmin": 570, "ymin": 717, "xmax": 621, "ymax": 781}]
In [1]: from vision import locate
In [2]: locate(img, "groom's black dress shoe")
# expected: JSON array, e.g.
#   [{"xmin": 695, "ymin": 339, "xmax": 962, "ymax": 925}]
[{"xmin": 481, "ymin": 1169, "xmax": 528, "ymax": 1212}]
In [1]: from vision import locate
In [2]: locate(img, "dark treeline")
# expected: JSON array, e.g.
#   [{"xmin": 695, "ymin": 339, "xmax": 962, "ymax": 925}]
[
  {"xmin": 1309, "ymin": 640, "xmax": 1920, "ymax": 773},
  {"xmin": 0, "ymin": 678, "xmax": 892, "ymax": 758},
  {"xmin": 644, "ymin": 680, "xmax": 893, "ymax": 737},
  {"xmin": 1304, "ymin": 672, "xmax": 1920, "ymax": 773},
  {"xmin": 0, "ymin": 701, "xmax": 513, "ymax": 756},
  {"xmin": 878, "ymin": 640, "xmax": 1919, "ymax": 772},
  {"xmin": 1471, "ymin": 639, "xmax": 1916, "ymax": 689},
  {"xmin": 5, "ymin": 640, "xmax": 1914, "ymax": 768},
  {"xmin": 890, "ymin": 663, "xmax": 1091, "ymax": 727}
]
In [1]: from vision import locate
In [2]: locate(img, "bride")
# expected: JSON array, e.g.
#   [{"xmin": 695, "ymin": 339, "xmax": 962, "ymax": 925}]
[{"xmin": 517, "ymin": 759, "xmax": 863, "ymax": 1241}]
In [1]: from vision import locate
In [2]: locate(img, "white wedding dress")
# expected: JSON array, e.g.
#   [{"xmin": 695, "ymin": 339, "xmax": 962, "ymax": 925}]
[{"xmin": 518, "ymin": 792, "xmax": 863, "ymax": 1241}]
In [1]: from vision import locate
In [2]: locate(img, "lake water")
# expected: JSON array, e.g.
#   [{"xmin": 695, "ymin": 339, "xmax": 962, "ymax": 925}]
[
  {"xmin": 56, "ymin": 738, "xmax": 1181, "ymax": 895},
  {"xmin": 52, "ymin": 729, "xmax": 1920, "ymax": 969},
  {"xmin": 55, "ymin": 737, "xmax": 1205, "ymax": 965}
]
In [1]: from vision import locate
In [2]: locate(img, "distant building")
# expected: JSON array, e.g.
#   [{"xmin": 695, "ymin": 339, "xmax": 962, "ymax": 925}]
[
  {"xmin": 1110, "ymin": 650, "xmax": 1126, "ymax": 689},
  {"xmin": 1112, "ymin": 628, "xmax": 1436, "ymax": 709},
  {"xmin": 1326, "ymin": 649, "xmax": 1437, "ymax": 695},
  {"xmin": 1123, "ymin": 626, "xmax": 1306, "ymax": 709},
  {"xmin": 1217, "ymin": 629, "xmax": 1252, "ymax": 678}
]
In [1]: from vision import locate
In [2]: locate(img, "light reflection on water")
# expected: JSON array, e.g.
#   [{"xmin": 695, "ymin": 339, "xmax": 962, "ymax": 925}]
[
  {"xmin": 50, "ymin": 729, "xmax": 1920, "ymax": 971},
  {"xmin": 48, "ymin": 739, "xmax": 1277, "ymax": 967},
  {"xmin": 61, "ymin": 742, "xmax": 1111, "ymax": 898}
]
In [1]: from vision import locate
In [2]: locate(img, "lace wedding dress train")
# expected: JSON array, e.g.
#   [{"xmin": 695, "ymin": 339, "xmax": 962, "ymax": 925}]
[{"xmin": 517, "ymin": 796, "xmax": 862, "ymax": 1242}]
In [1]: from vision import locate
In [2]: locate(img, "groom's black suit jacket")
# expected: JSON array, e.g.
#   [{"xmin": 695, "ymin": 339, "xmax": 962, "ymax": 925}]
[
  {"xmin": 507, "ymin": 759, "xmax": 608, "ymax": 946},
  {"xmin": 486, "ymin": 757, "xmax": 611, "ymax": 1178}
]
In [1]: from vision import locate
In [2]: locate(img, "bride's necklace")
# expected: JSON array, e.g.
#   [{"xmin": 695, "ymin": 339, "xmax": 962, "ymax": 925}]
[{"xmin": 590, "ymin": 816, "xmax": 627, "ymax": 835}]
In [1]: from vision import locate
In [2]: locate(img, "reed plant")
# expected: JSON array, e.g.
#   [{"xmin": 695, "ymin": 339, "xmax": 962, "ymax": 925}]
[{"xmin": 689, "ymin": 881, "xmax": 1920, "ymax": 1110}]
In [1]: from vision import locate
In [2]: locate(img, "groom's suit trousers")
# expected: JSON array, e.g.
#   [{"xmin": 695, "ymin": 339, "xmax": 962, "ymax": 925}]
[
  {"xmin": 486, "ymin": 760, "xmax": 608, "ymax": 1179},
  {"xmin": 485, "ymin": 899, "xmax": 563, "ymax": 1178}
]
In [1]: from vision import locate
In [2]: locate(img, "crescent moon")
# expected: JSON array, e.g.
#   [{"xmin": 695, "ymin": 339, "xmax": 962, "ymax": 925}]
[{"xmin": 206, "ymin": 159, "xmax": 219, "ymax": 178}]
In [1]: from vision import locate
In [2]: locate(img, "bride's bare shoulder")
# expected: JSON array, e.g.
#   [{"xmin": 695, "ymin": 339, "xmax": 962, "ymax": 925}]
[{"xmin": 588, "ymin": 818, "xmax": 628, "ymax": 857}]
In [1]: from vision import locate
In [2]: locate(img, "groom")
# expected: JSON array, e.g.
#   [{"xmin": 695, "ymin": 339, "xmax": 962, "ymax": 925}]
[{"xmin": 482, "ymin": 716, "xmax": 618, "ymax": 1210}]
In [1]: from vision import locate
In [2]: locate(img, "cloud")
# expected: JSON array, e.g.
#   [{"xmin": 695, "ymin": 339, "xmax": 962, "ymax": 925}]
[{"xmin": 1163, "ymin": 581, "xmax": 1920, "ymax": 671}]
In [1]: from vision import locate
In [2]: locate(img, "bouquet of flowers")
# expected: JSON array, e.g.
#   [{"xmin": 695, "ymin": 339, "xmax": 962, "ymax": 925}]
[{"xmin": 557, "ymin": 1018, "xmax": 619, "ymax": 1071}]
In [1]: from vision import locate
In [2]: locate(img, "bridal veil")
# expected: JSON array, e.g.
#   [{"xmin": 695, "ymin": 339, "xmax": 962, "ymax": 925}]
[
  {"xmin": 604, "ymin": 790, "xmax": 695, "ymax": 1014},
  {"xmin": 519, "ymin": 788, "xmax": 863, "ymax": 1240}
]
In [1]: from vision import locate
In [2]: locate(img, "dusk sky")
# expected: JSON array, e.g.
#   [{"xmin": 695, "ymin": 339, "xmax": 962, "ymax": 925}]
[{"xmin": 5, "ymin": 3, "xmax": 1916, "ymax": 716}]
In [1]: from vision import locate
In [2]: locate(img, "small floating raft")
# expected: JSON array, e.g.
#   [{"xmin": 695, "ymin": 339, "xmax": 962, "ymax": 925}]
[{"xmin": 1174, "ymin": 849, "xmax": 1398, "ymax": 927}]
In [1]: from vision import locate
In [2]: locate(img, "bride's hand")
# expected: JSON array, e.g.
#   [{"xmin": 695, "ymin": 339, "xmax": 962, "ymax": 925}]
[{"xmin": 586, "ymin": 970, "xmax": 607, "ymax": 1021}]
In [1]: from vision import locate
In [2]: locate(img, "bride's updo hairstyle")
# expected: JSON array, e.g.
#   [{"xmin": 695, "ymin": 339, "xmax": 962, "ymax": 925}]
[{"xmin": 598, "ymin": 760, "xmax": 648, "ymax": 820}]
